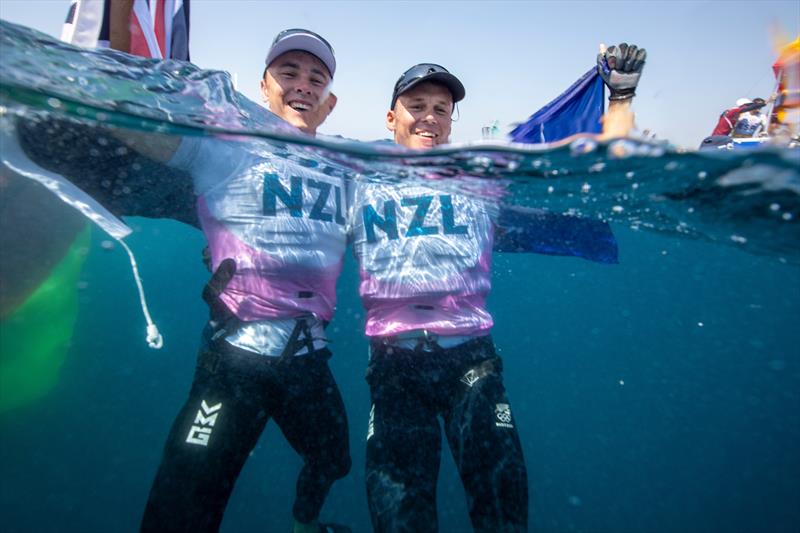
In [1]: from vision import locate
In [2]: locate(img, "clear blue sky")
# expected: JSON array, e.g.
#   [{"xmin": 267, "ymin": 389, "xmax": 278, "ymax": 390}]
[{"xmin": 2, "ymin": 0, "xmax": 798, "ymax": 148}]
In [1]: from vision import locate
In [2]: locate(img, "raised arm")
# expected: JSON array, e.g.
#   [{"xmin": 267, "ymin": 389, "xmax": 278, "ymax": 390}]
[{"xmin": 596, "ymin": 43, "xmax": 646, "ymax": 138}]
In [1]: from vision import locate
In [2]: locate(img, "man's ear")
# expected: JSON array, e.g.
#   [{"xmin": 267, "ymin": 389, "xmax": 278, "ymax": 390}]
[
  {"xmin": 323, "ymin": 92, "xmax": 338, "ymax": 117},
  {"xmin": 386, "ymin": 109, "xmax": 396, "ymax": 133},
  {"xmin": 259, "ymin": 78, "xmax": 269, "ymax": 104}
]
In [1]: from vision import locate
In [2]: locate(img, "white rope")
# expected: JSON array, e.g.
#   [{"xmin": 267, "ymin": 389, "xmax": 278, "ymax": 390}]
[{"xmin": 117, "ymin": 238, "xmax": 164, "ymax": 349}]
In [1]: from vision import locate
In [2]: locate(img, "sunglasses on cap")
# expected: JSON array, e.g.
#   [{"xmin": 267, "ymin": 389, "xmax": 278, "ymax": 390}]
[{"xmin": 390, "ymin": 63, "xmax": 465, "ymax": 109}]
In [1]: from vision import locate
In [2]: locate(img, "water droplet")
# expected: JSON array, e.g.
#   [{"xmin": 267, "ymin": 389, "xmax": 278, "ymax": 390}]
[
  {"xmin": 569, "ymin": 137, "xmax": 597, "ymax": 156},
  {"xmin": 547, "ymin": 186, "xmax": 554, "ymax": 194},
  {"xmin": 782, "ymin": 213, "xmax": 793, "ymax": 221},
  {"xmin": 730, "ymin": 235, "xmax": 747, "ymax": 244},
  {"xmin": 625, "ymin": 171, "xmax": 635, "ymax": 179},
  {"xmin": 697, "ymin": 322, "xmax": 704, "ymax": 327},
  {"xmin": 612, "ymin": 205, "xmax": 624, "ymax": 213},
  {"xmin": 619, "ymin": 380, "xmax": 625, "ymax": 386},
  {"xmin": 608, "ymin": 140, "xmax": 636, "ymax": 158},
  {"xmin": 687, "ymin": 207, "xmax": 695, "ymax": 213},
  {"xmin": 697, "ymin": 171, "xmax": 707, "ymax": 179},
  {"xmin": 588, "ymin": 162, "xmax": 606, "ymax": 173},
  {"xmin": 770, "ymin": 203, "xmax": 781, "ymax": 211},
  {"xmin": 661, "ymin": 250, "xmax": 668, "ymax": 255}
]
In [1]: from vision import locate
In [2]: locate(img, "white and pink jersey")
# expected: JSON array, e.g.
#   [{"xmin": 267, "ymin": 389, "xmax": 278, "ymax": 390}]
[
  {"xmin": 170, "ymin": 137, "xmax": 348, "ymax": 323},
  {"xmin": 351, "ymin": 179, "xmax": 497, "ymax": 338}
]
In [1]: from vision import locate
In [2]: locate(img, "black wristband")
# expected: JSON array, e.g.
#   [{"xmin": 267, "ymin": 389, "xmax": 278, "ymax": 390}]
[{"xmin": 609, "ymin": 89, "xmax": 636, "ymax": 101}]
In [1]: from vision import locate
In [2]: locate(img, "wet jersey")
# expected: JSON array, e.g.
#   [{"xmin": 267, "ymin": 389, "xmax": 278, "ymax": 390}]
[
  {"xmin": 351, "ymin": 179, "xmax": 497, "ymax": 338},
  {"xmin": 170, "ymin": 138, "xmax": 348, "ymax": 323}
]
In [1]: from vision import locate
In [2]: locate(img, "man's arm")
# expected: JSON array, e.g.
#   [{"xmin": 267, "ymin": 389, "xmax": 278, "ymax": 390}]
[
  {"xmin": 596, "ymin": 43, "xmax": 646, "ymax": 139},
  {"xmin": 109, "ymin": 0, "xmax": 134, "ymax": 53},
  {"xmin": 111, "ymin": 128, "xmax": 182, "ymax": 164}
]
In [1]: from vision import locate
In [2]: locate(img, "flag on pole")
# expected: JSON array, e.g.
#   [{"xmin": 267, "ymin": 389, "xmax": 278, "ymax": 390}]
[{"xmin": 61, "ymin": 0, "xmax": 190, "ymax": 60}]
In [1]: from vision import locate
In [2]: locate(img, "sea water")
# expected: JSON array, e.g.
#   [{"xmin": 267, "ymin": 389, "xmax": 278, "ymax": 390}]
[{"xmin": 0, "ymin": 20, "xmax": 799, "ymax": 533}]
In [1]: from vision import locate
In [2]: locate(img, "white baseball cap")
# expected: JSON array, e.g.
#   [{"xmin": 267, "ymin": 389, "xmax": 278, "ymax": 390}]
[{"xmin": 265, "ymin": 28, "xmax": 336, "ymax": 78}]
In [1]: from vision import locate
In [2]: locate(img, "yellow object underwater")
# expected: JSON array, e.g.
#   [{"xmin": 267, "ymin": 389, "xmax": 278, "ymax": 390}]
[{"xmin": 0, "ymin": 226, "xmax": 90, "ymax": 413}]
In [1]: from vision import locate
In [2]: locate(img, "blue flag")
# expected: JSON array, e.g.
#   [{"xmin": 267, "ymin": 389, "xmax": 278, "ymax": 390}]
[{"xmin": 509, "ymin": 67, "xmax": 605, "ymax": 144}]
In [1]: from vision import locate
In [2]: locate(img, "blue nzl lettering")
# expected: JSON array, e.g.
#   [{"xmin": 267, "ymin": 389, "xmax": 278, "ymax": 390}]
[
  {"xmin": 307, "ymin": 179, "xmax": 346, "ymax": 225},
  {"xmin": 263, "ymin": 173, "xmax": 302, "ymax": 218},
  {"xmin": 363, "ymin": 200, "xmax": 398, "ymax": 242},
  {"xmin": 401, "ymin": 195, "xmax": 437, "ymax": 237},
  {"xmin": 440, "ymin": 195, "xmax": 468, "ymax": 235}
]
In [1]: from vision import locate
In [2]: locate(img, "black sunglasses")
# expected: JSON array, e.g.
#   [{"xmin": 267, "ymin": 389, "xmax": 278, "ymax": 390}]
[{"xmin": 394, "ymin": 63, "xmax": 450, "ymax": 95}]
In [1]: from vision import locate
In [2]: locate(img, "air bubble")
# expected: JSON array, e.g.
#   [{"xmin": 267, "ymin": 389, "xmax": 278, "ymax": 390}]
[
  {"xmin": 770, "ymin": 203, "xmax": 780, "ymax": 211},
  {"xmin": 782, "ymin": 213, "xmax": 793, "ymax": 221},
  {"xmin": 697, "ymin": 171, "xmax": 707, "ymax": 179},
  {"xmin": 46, "ymin": 97, "xmax": 62, "ymax": 109},
  {"xmin": 581, "ymin": 183, "xmax": 591, "ymax": 193},
  {"xmin": 612, "ymin": 205, "xmax": 624, "ymax": 213},
  {"xmin": 625, "ymin": 171, "xmax": 635, "ymax": 179},
  {"xmin": 730, "ymin": 235, "xmax": 747, "ymax": 244}
]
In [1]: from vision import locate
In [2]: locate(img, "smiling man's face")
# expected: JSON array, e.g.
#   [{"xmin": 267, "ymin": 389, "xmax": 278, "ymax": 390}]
[
  {"xmin": 387, "ymin": 81, "xmax": 453, "ymax": 150},
  {"xmin": 260, "ymin": 50, "xmax": 336, "ymax": 135}
]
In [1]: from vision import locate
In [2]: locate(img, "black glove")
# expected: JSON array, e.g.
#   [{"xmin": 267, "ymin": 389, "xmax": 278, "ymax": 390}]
[
  {"xmin": 597, "ymin": 43, "xmax": 647, "ymax": 101},
  {"xmin": 202, "ymin": 258, "xmax": 236, "ymax": 323}
]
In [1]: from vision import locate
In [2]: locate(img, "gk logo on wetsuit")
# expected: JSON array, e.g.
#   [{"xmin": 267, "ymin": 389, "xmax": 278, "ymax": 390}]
[{"xmin": 185, "ymin": 400, "xmax": 223, "ymax": 446}]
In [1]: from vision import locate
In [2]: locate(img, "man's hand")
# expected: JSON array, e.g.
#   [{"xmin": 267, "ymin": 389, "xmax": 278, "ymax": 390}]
[{"xmin": 597, "ymin": 43, "xmax": 647, "ymax": 101}]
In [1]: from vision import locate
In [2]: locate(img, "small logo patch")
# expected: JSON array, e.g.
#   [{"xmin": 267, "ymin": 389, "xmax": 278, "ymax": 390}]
[
  {"xmin": 461, "ymin": 369, "xmax": 481, "ymax": 387},
  {"xmin": 367, "ymin": 404, "xmax": 375, "ymax": 440},
  {"xmin": 495, "ymin": 403, "xmax": 513, "ymax": 428},
  {"xmin": 186, "ymin": 400, "xmax": 222, "ymax": 446}
]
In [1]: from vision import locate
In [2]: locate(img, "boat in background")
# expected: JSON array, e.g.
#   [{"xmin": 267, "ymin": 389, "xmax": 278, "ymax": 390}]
[{"xmin": 701, "ymin": 36, "xmax": 800, "ymax": 151}]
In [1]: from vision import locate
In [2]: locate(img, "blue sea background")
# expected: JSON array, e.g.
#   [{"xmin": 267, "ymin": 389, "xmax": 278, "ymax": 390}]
[
  {"xmin": 1, "ymin": 215, "xmax": 798, "ymax": 533},
  {"xmin": 1, "ymin": 17, "xmax": 799, "ymax": 533}
]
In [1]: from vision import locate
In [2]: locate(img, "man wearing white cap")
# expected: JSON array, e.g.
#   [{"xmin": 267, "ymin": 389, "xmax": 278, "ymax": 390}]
[
  {"xmin": 137, "ymin": 29, "xmax": 351, "ymax": 533},
  {"xmin": 711, "ymin": 97, "xmax": 767, "ymax": 136}
]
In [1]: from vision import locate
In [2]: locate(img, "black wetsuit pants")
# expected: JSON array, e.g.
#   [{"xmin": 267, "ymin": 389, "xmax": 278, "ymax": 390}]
[
  {"xmin": 140, "ymin": 328, "xmax": 351, "ymax": 532},
  {"xmin": 365, "ymin": 336, "xmax": 528, "ymax": 533}
]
